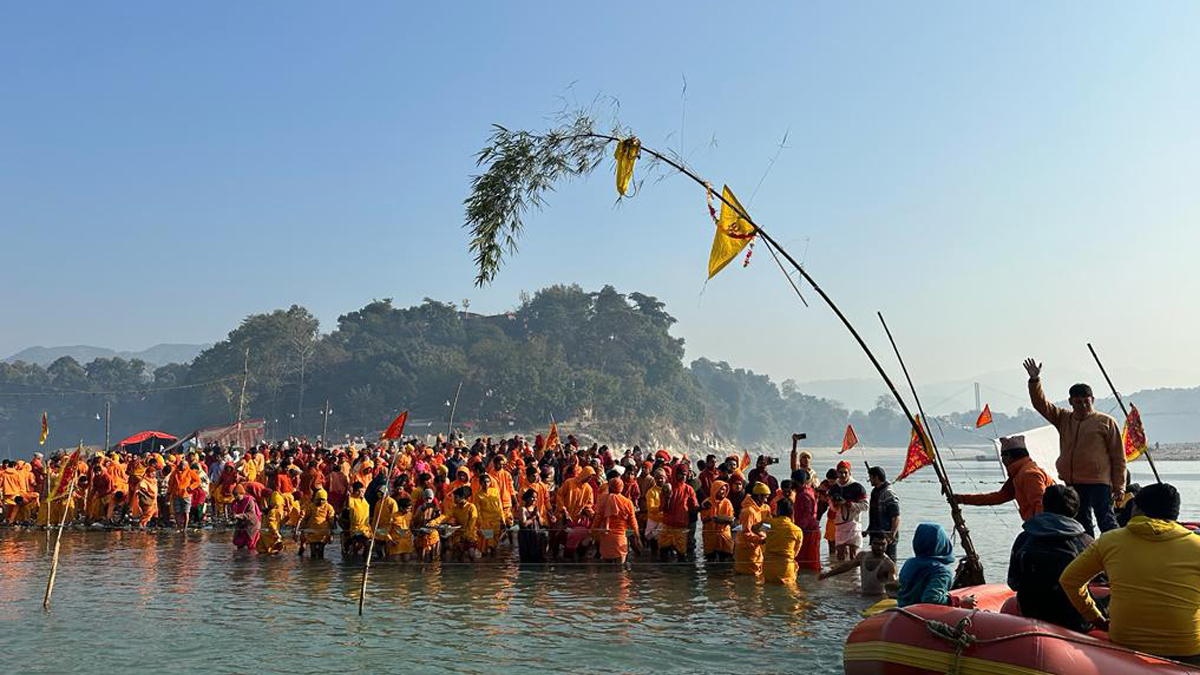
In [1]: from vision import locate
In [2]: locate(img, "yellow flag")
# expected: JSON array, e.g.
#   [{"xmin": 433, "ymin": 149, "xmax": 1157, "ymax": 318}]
[
  {"xmin": 707, "ymin": 186, "xmax": 756, "ymax": 279},
  {"xmin": 615, "ymin": 137, "xmax": 640, "ymax": 196},
  {"xmin": 40, "ymin": 412, "xmax": 48, "ymax": 445}
]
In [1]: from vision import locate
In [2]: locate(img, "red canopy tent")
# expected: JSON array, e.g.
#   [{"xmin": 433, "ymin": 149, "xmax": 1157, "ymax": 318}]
[{"xmin": 115, "ymin": 430, "xmax": 178, "ymax": 454}]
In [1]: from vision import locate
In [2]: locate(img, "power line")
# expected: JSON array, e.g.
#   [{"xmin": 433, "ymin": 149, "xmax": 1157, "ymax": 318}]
[{"xmin": 0, "ymin": 375, "xmax": 241, "ymax": 398}]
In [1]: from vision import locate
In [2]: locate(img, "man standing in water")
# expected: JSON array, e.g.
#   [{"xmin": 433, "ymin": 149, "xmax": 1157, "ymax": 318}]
[{"xmin": 1024, "ymin": 358, "xmax": 1125, "ymax": 536}]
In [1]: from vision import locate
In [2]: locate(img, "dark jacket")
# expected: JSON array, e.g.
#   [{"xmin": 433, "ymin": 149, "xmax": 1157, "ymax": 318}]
[
  {"xmin": 867, "ymin": 482, "xmax": 900, "ymax": 538},
  {"xmin": 1007, "ymin": 512, "xmax": 1094, "ymax": 631}
]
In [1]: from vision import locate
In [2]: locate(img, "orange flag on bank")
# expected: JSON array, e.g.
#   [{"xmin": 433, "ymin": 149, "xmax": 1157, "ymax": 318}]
[
  {"xmin": 896, "ymin": 416, "xmax": 935, "ymax": 482},
  {"xmin": 40, "ymin": 412, "xmax": 48, "ymax": 445},
  {"xmin": 839, "ymin": 424, "xmax": 859, "ymax": 454},
  {"xmin": 975, "ymin": 405, "xmax": 993, "ymax": 428},
  {"xmin": 381, "ymin": 411, "xmax": 408, "ymax": 441},
  {"xmin": 1122, "ymin": 404, "xmax": 1148, "ymax": 462},
  {"xmin": 545, "ymin": 421, "xmax": 560, "ymax": 452},
  {"xmin": 739, "ymin": 450, "xmax": 752, "ymax": 473}
]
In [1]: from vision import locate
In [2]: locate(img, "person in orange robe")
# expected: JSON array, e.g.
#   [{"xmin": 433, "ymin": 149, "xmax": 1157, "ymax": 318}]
[
  {"xmin": 521, "ymin": 466, "xmax": 551, "ymax": 523},
  {"xmin": 734, "ymin": 482, "xmax": 771, "ymax": 576},
  {"xmin": 168, "ymin": 461, "xmax": 200, "ymax": 531},
  {"xmin": 1, "ymin": 460, "xmax": 26, "ymax": 523},
  {"xmin": 597, "ymin": 475, "xmax": 641, "ymax": 563},
  {"xmin": 486, "ymin": 455, "xmax": 516, "ymax": 527},
  {"xmin": 134, "ymin": 470, "xmax": 159, "ymax": 528},
  {"xmin": 701, "ymin": 480, "xmax": 735, "ymax": 562}
]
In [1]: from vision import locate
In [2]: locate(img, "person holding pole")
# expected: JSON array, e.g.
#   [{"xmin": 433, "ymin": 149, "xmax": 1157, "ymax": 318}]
[{"xmin": 1024, "ymin": 358, "xmax": 1125, "ymax": 536}]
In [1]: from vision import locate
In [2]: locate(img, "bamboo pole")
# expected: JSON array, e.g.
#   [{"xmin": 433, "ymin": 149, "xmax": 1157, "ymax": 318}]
[
  {"xmin": 447, "ymin": 381, "xmax": 463, "ymax": 438},
  {"xmin": 1087, "ymin": 343, "xmax": 1161, "ymax": 483},
  {"xmin": 476, "ymin": 128, "xmax": 985, "ymax": 578},
  {"xmin": 43, "ymin": 447, "xmax": 83, "ymax": 611},
  {"xmin": 878, "ymin": 313, "xmax": 984, "ymax": 586},
  {"xmin": 322, "ymin": 399, "xmax": 331, "ymax": 444},
  {"xmin": 358, "ymin": 438, "xmax": 403, "ymax": 615}
]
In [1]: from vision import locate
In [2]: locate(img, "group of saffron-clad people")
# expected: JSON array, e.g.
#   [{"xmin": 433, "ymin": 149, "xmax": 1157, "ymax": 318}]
[
  {"xmin": 1, "ymin": 429, "xmax": 894, "ymax": 585},
  {"xmin": 4, "ymin": 359, "xmax": 1200, "ymax": 663}
]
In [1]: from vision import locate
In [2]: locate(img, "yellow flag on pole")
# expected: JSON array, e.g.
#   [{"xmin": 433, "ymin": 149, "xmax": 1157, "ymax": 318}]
[
  {"xmin": 40, "ymin": 412, "xmax": 48, "ymax": 445},
  {"xmin": 707, "ymin": 186, "xmax": 756, "ymax": 279},
  {"xmin": 614, "ymin": 137, "xmax": 640, "ymax": 196}
]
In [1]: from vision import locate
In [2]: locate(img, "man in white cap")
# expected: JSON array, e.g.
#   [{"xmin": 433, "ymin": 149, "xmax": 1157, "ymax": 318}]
[{"xmin": 954, "ymin": 435, "xmax": 1054, "ymax": 521}]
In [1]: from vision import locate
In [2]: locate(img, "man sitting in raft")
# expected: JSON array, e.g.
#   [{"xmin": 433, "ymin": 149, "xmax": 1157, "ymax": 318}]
[
  {"xmin": 1060, "ymin": 483, "xmax": 1200, "ymax": 665},
  {"xmin": 1006, "ymin": 485, "xmax": 1092, "ymax": 631},
  {"xmin": 953, "ymin": 436, "xmax": 1053, "ymax": 521}
]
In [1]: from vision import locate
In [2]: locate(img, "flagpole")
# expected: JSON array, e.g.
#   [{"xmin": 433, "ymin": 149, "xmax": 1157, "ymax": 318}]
[
  {"xmin": 43, "ymin": 445, "xmax": 83, "ymax": 611},
  {"xmin": 877, "ymin": 312, "xmax": 984, "ymax": 587},
  {"xmin": 1087, "ymin": 343, "xmax": 1161, "ymax": 484},
  {"xmin": 359, "ymin": 415, "xmax": 406, "ymax": 616}
]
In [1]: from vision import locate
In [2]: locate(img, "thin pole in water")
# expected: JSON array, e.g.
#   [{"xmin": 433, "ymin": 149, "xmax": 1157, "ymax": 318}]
[
  {"xmin": 359, "ymin": 425, "xmax": 405, "ymax": 615},
  {"xmin": 877, "ymin": 312, "xmax": 984, "ymax": 587},
  {"xmin": 1086, "ymin": 343, "xmax": 1161, "ymax": 483},
  {"xmin": 43, "ymin": 447, "xmax": 83, "ymax": 610}
]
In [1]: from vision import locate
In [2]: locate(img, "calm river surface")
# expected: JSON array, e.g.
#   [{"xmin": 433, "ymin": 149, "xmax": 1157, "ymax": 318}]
[{"xmin": 2, "ymin": 449, "xmax": 1195, "ymax": 675}]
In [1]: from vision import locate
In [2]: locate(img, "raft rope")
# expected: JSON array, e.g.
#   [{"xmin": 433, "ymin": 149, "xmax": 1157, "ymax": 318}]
[
  {"xmin": 920, "ymin": 610, "xmax": 978, "ymax": 675},
  {"xmin": 889, "ymin": 606, "xmax": 1200, "ymax": 670}
]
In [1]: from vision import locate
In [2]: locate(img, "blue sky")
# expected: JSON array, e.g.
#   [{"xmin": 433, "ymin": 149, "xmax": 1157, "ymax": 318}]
[{"xmin": 3, "ymin": 2, "xmax": 1198, "ymax": 396}]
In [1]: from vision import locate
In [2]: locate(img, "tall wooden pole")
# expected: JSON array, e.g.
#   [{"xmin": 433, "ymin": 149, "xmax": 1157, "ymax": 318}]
[
  {"xmin": 43, "ymin": 447, "xmax": 83, "ymax": 610},
  {"xmin": 104, "ymin": 401, "xmax": 111, "ymax": 453},
  {"xmin": 322, "ymin": 399, "xmax": 331, "ymax": 444},
  {"xmin": 878, "ymin": 312, "xmax": 984, "ymax": 586},
  {"xmin": 235, "ymin": 348, "xmax": 250, "ymax": 446},
  {"xmin": 358, "ymin": 439, "xmax": 402, "ymax": 615},
  {"xmin": 447, "ymin": 381, "xmax": 463, "ymax": 438},
  {"xmin": 1087, "ymin": 343, "xmax": 1161, "ymax": 483}
]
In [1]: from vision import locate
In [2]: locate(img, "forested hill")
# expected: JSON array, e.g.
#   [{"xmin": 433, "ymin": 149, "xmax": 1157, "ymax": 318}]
[{"xmin": 1, "ymin": 284, "xmax": 1159, "ymax": 455}]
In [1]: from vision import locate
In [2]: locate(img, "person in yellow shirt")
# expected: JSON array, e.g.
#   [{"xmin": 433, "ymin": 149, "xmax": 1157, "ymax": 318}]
[
  {"xmin": 341, "ymin": 481, "xmax": 371, "ymax": 556},
  {"xmin": 256, "ymin": 491, "xmax": 286, "ymax": 555},
  {"xmin": 1060, "ymin": 483, "xmax": 1200, "ymax": 664},
  {"xmin": 473, "ymin": 473, "xmax": 504, "ymax": 557},
  {"xmin": 734, "ymin": 482, "xmax": 771, "ymax": 576},
  {"xmin": 385, "ymin": 496, "xmax": 415, "ymax": 561},
  {"xmin": 449, "ymin": 486, "xmax": 480, "ymax": 562},
  {"xmin": 762, "ymin": 499, "xmax": 804, "ymax": 584},
  {"xmin": 643, "ymin": 469, "xmax": 666, "ymax": 556},
  {"xmin": 297, "ymin": 488, "xmax": 336, "ymax": 559}
]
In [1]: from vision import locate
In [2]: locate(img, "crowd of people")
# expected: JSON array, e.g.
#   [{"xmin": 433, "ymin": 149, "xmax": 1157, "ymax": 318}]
[
  {"xmin": 0, "ymin": 429, "xmax": 895, "ymax": 584},
  {"xmin": 3, "ymin": 357, "xmax": 1200, "ymax": 663}
]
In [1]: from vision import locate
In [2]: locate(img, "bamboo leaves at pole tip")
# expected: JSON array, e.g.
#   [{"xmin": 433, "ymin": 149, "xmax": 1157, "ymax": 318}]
[{"xmin": 464, "ymin": 113, "xmax": 617, "ymax": 287}]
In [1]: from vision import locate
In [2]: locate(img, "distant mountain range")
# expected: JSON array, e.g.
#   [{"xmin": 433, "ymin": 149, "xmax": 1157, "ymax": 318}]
[
  {"xmin": 800, "ymin": 366, "xmax": 1200, "ymax": 415},
  {"xmin": 4, "ymin": 343, "xmax": 208, "ymax": 368}
]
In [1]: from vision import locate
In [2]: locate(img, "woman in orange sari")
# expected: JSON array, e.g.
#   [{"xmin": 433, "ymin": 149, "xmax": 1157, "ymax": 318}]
[{"xmin": 597, "ymin": 475, "xmax": 640, "ymax": 563}]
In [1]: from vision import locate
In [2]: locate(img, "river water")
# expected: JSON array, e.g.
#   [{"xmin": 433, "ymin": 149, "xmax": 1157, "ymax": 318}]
[{"xmin": 2, "ymin": 448, "xmax": 1196, "ymax": 675}]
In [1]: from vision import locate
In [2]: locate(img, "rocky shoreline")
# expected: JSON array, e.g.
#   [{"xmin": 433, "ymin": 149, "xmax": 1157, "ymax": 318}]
[{"xmin": 1152, "ymin": 443, "xmax": 1200, "ymax": 460}]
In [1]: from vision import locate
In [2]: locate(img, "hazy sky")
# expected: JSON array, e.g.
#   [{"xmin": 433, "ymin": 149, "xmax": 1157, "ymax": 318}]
[{"xmin": 3, "ymin": 3, "xmax": 1199, "ymax": 395}]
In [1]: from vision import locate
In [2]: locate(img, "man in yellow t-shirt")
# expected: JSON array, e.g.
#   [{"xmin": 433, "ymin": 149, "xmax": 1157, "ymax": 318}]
[{"xmin": 1060, "ymin": 483, "xmax": 1200, "ymax": 664}]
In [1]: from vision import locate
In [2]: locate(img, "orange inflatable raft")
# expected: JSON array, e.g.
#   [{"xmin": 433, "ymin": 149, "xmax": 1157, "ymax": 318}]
[{"xmin": 844, "ymin": 585, "xmax": 1199, "ymax": 675}]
